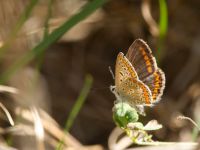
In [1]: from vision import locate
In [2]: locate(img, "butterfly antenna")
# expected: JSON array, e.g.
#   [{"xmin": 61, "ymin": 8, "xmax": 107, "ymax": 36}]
[{"xmin": 109, "ymin": 66, "xmax": 115, "ymax": 80}]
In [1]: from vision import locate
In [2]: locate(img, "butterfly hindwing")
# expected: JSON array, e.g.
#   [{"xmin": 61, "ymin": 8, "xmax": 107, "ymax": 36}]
[{"xmin": 143, "ymin": 68, "xmax": 165, "ymax": 103}]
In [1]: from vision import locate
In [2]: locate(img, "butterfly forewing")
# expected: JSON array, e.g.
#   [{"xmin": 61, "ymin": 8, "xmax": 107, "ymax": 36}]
[
  {"xmin": 126, "ymin": 39, "xmax": 157, "ymax": 81},
  {"xmin": 115, "ymin": 52, "xmax": 138, "ymax": 88},
  {"xmin": 115, "ymin": 52, "xmax": 152, "ymax": 106}
]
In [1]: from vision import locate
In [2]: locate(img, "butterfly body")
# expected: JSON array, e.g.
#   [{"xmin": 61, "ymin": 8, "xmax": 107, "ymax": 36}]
[{"xmin": 112, "ymin": 39, "xmax": 165, "ymax": 113}]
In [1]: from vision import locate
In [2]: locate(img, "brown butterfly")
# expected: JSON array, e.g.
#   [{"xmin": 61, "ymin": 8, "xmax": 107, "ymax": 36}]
[{"xmin": 111, "ymin": 39, "xmax": 165, "ymax": 114}]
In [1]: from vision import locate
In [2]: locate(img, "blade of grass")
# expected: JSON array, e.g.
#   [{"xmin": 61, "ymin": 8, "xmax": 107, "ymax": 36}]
[
  {"xmin": 159, "ymin": 0, "xmax": 168, "ymax": 39},
  {"xmin": 56, "ymin": 74, "xmax": 93, "ymax": 150},
  {"xmin": 156, "ymin": 0, "xmax": 168, "ymax": 61},
  {"xmin": 0, "ymin": 0, "xmax": 39, "ymax": 58},
  {"xmin": 0, "ymin": 0, "xmax": 106, "ymax": 84},
  {"xmin": 192, "ymin": 128, "xmax": 199, "ymax": 141},
  {"xmin": 36, "ymin": 0, "xmax": 54, "ymax": 69},
  {"xmin": 43, "ymin": 0, "xmax": 54, "ymax": 39},
  {"xmin": 192, "ymin": 118, "xmax": 200, "ymax": 141}
]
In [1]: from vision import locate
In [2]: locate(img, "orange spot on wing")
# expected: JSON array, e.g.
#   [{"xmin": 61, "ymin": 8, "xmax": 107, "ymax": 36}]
[
  {"xmin": 122, "ymin": 57, "xmax": 138, "ymax": 79},
  {"xmin": 147, "ymin": 67, "xmax": 152, "ymax": 73},
  {"xmin": 152, "ymin": 71, "xmax": 162, "ymax": 101},
  {"xmin": 140, "ymin": 83, "xmax": 151, "ymax": 104},
  {"xmin": 139, "ymin": 47, "xmax": 153, "ymax": 73}
]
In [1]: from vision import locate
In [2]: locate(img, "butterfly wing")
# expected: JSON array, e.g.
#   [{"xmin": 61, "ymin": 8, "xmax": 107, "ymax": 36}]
[
  {"xmin": 118, "ymin": 77, "xmax": 153, "ymax": 106},
  {"xmin": 126, "ymin": 39, "xmax": 165, "ymax": 102},
  {"xmin": 115, "ymin": 52, "xmax": 138, "ymax": 88},
  {"xmin": 143, "ymin": 68, "xmax": 165, "ymax": 103},
  {"xmin": 115, "ymin": 52, "xmax": 152, "ymax": 106},
  {"xmin": 126, "ymin": 39, "xmax": 157, "ymax": 81}
]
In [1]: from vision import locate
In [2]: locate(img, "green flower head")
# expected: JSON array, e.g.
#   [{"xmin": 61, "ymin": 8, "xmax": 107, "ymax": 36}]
[{"xmin": 113, "ymin": 102, "xmax": 139, "ymax": 128}]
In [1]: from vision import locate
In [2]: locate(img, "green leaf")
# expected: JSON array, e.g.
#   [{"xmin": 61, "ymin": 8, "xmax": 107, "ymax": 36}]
[
  {"xmin": 143, "ymin": 120, "xmax": 162, "ymax": 131},
  {"xmin": 113, "ymin": 102, "xmax": 139, "ymax": 128}
]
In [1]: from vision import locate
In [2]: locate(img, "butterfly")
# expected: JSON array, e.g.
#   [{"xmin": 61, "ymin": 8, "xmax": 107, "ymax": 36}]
[{"xmin": 111, "ymin": 39, "xmax": 165, "ymax": 115}]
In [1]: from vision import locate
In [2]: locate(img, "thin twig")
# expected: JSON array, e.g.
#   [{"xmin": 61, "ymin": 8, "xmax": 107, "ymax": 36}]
[
  {"xmin": 31, "ymin": 106, "xmax": 45, "ymax": 150},
  {"xmin": 141, "ymin": 0, "xmax": 159, "ymax": 37},
  {"xmin": 0, "ymin": 102, "xmax": 14, "ymax": 126},
  {"xmin": 177, "ymin": 116, "xmax": 200, "ymax": 131},
  {"xmin": 0, "ymin": 85, "xmax": 18, "ymax": 94}
]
